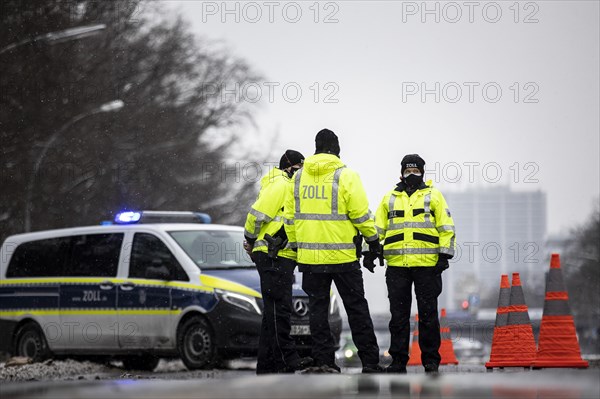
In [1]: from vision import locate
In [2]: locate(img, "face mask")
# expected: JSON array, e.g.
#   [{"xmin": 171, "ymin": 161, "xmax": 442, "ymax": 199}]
[
  {"xmin": 403, "ymin": 173, "xmax": 423, "ymax": 188},
  {"xmin": 285, "ymin": 166, "xmax": 301, "ymax": 178}
]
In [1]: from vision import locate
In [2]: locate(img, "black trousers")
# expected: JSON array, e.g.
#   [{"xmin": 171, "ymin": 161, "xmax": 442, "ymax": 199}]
[
  {"xmin": 303, "ymin": 268, "xmax": 379, "ymax": 367},
  {"xmin": 254, "ymin": 252, "xmax": 300, "ymax": 374},
  {"xmin": 386, "ymin": 266, "xmax": 442, "ymax": 367}
]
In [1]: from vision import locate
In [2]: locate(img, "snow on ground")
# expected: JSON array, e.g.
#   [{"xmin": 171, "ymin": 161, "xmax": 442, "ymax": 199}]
[{"xmin": 0, "ymin": 358, "xmax": 256, "ymax": 382}]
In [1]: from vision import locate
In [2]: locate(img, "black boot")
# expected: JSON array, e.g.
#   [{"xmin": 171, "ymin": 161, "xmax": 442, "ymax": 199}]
[
  {"xmin": 283, "ymin": 356, "xmax": 314, "ymax": 372},
  {"xmin": 424, "ymin": 364, "xmax": 439, "ymax": 374},
  {"xmin": 385, "ymin": 360, "xmax": 407, "ymax": 374},
  {"xmin": 300, "ymin": 361, "xmax": 341, "ymax": 374}
]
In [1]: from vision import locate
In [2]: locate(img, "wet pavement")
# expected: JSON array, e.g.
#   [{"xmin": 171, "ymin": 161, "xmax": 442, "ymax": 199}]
[{"xmin": 1, "ymin": 367, "xmax": 598, "ymax": 399}]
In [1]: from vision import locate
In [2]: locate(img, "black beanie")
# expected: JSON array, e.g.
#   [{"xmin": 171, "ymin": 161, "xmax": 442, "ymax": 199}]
[
  {"xmin": 401, "ymin": 154, "xmax": 426, "ymax": 175},
  {"xmin": 315, "ymin": 128, "xmax": 340, "ymax": 156},
  {"xmin": 279, "ymin": 149, "xmax": 305, "ymax": 169}
]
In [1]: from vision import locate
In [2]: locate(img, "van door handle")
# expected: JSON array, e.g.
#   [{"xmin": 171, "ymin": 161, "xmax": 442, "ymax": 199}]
[
  {"xmin": 99, "ymin": 281, "xmax": 114, "ymax": 290},
  {"xmin": 120, "ymin": 282, "xmax": 135, "ymax": 291}
]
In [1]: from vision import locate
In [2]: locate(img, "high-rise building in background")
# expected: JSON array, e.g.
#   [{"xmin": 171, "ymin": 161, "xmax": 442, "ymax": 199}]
[{"xmin": 441, "ymin": 186, "xmax": 547, "ymax": 311}]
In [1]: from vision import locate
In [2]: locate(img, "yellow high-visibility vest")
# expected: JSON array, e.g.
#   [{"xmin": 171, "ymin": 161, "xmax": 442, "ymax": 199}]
[
  {"xmin": 244, "ymin": 167, "xmax": 296, "ymax": 260},
  {"xmin": 375, "ymin": 180, "xmax": 455, "ymax": 267},
  {"xmin": 284, "ymin": 153, "xmax": 377, "ymax": 266}
]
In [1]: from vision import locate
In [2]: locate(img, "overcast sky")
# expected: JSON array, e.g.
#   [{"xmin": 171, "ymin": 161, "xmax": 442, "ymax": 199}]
[
  {"xmin": 164, "ymin": 0, "xmax": 599, "ymax": 312},
  {"xmin": 166, "ymin": 0, "xmax": 599, "ymax": 236}
]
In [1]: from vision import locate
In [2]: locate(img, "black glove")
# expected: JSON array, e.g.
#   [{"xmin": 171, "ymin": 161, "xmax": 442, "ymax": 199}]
[
  {"xmin": 361, "ymin": 239, "xmax": 383, "ymax": 273},
  {"xmin": 353, "ymin": 234, "xmax": 364, "ymax": 259},
  {"xmin": 243, "ymin": 236, "xmax": 256, "ymax": 262},
  {"xmin": 362, "ymin": 251, "xmax": 376, "ymax": 273},
  {"xmin": 433, "ymin": 254, "xmax": 451, "ymax": 275},
  {"xmin": 366, "ymin": 239, "xmax": 384, "ymax": 266},
  {"xmin": 244, "ymin": 235, "xmax": 256, "ymax": 247}
]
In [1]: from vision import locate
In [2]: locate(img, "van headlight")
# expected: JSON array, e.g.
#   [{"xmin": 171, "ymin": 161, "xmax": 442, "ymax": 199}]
[
  {"xmin": 330, "ymin": 293, "xmax": 339, "ymax": 315},
  {"xmin": 216, "ymin": 289, "xmax": 262, "ymax": 315}
]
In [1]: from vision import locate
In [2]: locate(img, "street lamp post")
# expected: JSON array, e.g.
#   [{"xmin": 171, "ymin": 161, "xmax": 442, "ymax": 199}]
[
  {"xmin": 23, "ymin": 100, "xmax": 124, "ymax": 232},
  {"xmin": 0, "ymin": 24, "xmax": 107, "ymax": 56}
]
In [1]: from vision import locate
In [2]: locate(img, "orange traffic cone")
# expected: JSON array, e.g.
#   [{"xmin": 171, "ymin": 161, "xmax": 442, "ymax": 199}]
[
  {"xmin": 486, "ymin": 273, "xmax": 536, "ymax": 369},
  {"xmin": 439, "ymin": 308, "xmax": 459, "ymax": 365},
  {"xmin": 486, "ymin": 274, "xmax": 511, "ymax": 369},
  {"xmin": 407, "ymin": 314, "xmax": 422, "ymax": 366},
  {"xmin": 532, "ymin": 254, "xmax": 588, "ymax": 368}
]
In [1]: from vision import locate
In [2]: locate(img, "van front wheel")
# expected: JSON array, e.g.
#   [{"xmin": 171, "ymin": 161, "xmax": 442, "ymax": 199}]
[
  {"xmin": 15, "ymin": 322, "xmax": 50, "ymax": 362},
  {"xmin": 177, "ymin": 316, "xmax": 216, "ymax": 370}
]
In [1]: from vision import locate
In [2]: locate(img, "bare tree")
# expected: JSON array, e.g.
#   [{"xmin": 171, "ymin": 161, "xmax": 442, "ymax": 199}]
[
  {"xmin": 562, "ymin": 207, "xmax": 600, "ymax": 353},
  {"xmin": 1, "ymin": 0, "xmax": 262, "ymax": 242}
]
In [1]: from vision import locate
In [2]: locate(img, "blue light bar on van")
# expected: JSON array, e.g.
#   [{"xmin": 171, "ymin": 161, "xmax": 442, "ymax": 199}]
[
  {"xmin": 113, "ymin": 211, "xmax": 211, "ymax": 224},
  {"xmin": 115, "ymin": 211, "xmax": 142, "ymax": 224}
]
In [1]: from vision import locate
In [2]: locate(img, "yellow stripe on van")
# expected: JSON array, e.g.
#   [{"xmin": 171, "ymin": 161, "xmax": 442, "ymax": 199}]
[
  {"xmin": 0, "ymin": 310, "xmax": 61, "ymax": 317},
  {"xmin": 0, "ymin": 309, "xmax": 182, "ymax": 317},
  {"xmin": 117, "ymin": 309, "xmax": 182, "ymax": 316},
  {"xmin": 0, "ymin": 278, "xmax": 124, "ymax": 285},
  {"xmin": 124, "ymin": 279, "xmax": 214, "ymax": 293},
  {"xmin": 0, "ymin": 277, "xmax": 214, "ymax": 293},
  {"xmin": 199, "ymin": 275, "xmax": 261, "ymax": 298}
]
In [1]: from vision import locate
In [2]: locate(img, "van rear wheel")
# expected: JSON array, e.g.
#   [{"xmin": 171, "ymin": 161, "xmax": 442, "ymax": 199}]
[
  {"xmin": 15, "ymin": 322, "xmax": 50, "ymax": 362},
  {"xmin": 177, "ymin": 316, "xmax": 216, "ymax": 370}
]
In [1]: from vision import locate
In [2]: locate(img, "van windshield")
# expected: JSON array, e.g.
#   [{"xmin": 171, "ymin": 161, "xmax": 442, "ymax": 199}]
[{"xmin": 169, "ymin": 230, "xmax": 255, "ymax": 270}]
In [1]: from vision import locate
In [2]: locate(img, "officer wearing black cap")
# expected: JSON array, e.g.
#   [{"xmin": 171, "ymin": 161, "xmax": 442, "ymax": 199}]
[
  {"xmin": 244, "ymin": 149, "xmax": 312, "ymax": 374},
  {"xmin": 283, "ymin": 129, "xmax": 383, "ymax": 373},
  {"xmin": 374, "ymin": 154, "xmax": 456, "ymax": 374}
]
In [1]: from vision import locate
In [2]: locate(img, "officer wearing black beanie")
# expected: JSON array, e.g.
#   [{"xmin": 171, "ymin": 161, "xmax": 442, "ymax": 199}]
[
  {"xmin": 244, "ymin": 149, "xmax": 312, "ymax": 374},
  {"xmin": 399, "ymin": 154, "xmax": 427, "ymax": 195},
  {"xmin": 283, "ymin": 129, "xmax": 383, "ymax": 374},
  {"xmin": 373, "ymin": 153, "xmax": 456, "ymax": 374},
  {"xmin": 279, "ymin": 149, "xmax": 305, "ymax": 178},
  {"xmin": 314, "ymin": 128, "xmax": 341, "ymax": 156}
]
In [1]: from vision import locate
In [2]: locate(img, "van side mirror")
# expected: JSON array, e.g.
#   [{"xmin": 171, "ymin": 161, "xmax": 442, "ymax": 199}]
[{"xmin": 145, "ymin": 265, "xmax": 171, "ymax": 280}]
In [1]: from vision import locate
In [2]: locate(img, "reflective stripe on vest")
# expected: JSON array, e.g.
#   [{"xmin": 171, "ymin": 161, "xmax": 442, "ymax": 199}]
[
  {"xmin": 423, "ymin": 192, "xmax": 431, "ymax": 224},
  {"xmin": 389, "ymin": 221, "xmax": 436, "ymax": 230},
  {"xmin": 294, "ymin": 166, "xmax": 347, "ymax": 220},
  {"xmin": 383, "ymin": 248, "xmax": 440, "ymax": 256},
  {"xmin": 297, "ymin": 242, "xmax": 356, "ymax": 250},
  {"xmin": 351, "ymin": 212, "xmax": 371, "ymax": 224},
  {"xmin": 254, "ymin": 239, "xmax": 294, "ymax": 250},
  {"xmin": 387, "ymin": 195, "xmax": 437, "ymax": 229},
  {"xmin": 249, "ymin": 208, "xmax": 272, "ymax": 238},
  {"xmin": 364, "ymin": 233, "xmax": 378, "ymax": 242},
  {"xmin": 386, "ymin": 191, "xmax": 451, "ymax": 250}
]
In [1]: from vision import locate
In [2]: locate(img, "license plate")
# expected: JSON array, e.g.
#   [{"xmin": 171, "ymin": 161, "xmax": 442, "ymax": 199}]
[{"xmin": 290, "ymin": 325, "xmax": 310, "ymax": 335}]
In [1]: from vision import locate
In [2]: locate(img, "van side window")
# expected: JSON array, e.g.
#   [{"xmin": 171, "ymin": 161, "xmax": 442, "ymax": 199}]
[
  {"xmin": 6, "ymin": 237, "xmax": 70, "ymax": 277},
  {"xmin": 130, "ymin": 233, "xmax": 188, "ymax": 281},
  {"xmin": 65, "ymin": 234, "xmax": 123, "ymax": 277}
]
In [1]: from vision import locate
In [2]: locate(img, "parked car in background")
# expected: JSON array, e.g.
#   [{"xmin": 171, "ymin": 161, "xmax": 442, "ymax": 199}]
[
  {"xmin": 336, "ymin": 330, "xmax": 392, "ymax": 368},
  {"xmin": 335, "ymin": 333, "xmax": 361, "ymax": 368},
  {"xmin": 452, "ymin": 338, "xmax": 485, "ymax": 363}
]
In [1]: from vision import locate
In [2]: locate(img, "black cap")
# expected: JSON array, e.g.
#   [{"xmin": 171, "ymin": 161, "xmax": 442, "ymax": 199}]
[
  {"xmin": 279, "ymin": 149, "xmax": 305, "ymax": 170},
  {"xmin": 315, "ymin": 128, "xmax": 340, "ymax": 156},
  {"xmin": 401, "ymin": 154, "xmax": 425, "ymax": 175}
]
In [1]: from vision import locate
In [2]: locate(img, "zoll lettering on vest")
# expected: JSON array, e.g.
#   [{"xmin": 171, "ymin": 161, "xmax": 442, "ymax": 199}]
[{"xmin": 302, "ymin": 185, "xmax": 329, "ymax": 199}]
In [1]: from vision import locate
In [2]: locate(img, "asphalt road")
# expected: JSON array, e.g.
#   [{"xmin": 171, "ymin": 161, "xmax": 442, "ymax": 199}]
[{"xmin": 2, "ymin": 366, "xmax": 599, "ymax": 399}]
